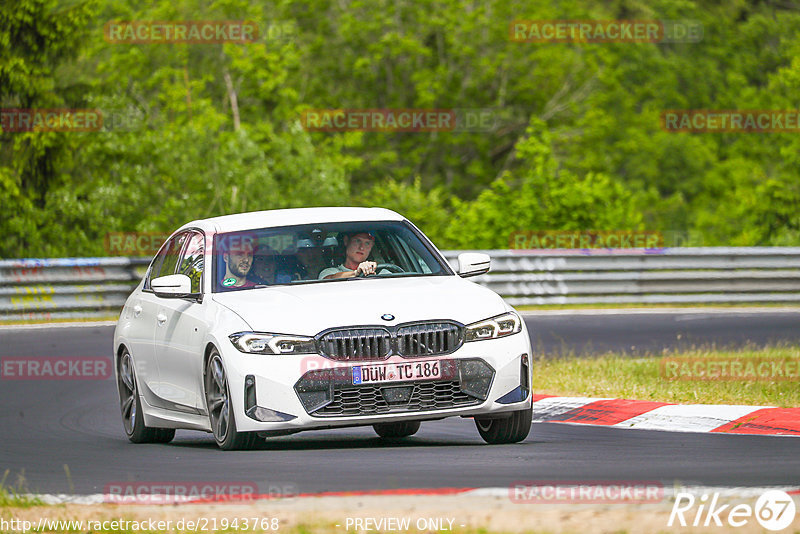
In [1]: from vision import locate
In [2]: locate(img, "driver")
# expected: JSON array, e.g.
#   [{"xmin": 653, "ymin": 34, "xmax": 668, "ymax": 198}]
[{"xmin": 319, "ymin": 232, "xmax": 377, "ymax": 279}]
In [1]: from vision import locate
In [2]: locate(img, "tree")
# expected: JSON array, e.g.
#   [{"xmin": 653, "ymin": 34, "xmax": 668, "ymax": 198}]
[
  {"xmin": 0, "ymin": 0, "xmax": 96, "ymax": 256},
  {"xmin": 445, "ymin": 119, "xmax": 643, "ymax": 249}
]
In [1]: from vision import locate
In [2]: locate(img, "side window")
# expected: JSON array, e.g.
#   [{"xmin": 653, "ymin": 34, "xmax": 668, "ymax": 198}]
[
  {"xmin": 146, "ymin": 245, "xmax": 168, "ymax": 290},
  {"xmin": 147, "ymin": 232, "xmax": 188, "ymax": 287},
  {"xmin": 178, "ymin": 231, "xmax": 204, "ymax": 293}
]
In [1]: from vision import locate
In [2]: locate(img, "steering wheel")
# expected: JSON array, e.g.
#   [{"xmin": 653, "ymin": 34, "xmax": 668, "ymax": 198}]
[
  {"xmin": 376, "ymin": 263, "xmax": 405, "ymax": 273},
  {"xmin": 354, "ymin": 263, "xmax": 406, "ymax": 277}
]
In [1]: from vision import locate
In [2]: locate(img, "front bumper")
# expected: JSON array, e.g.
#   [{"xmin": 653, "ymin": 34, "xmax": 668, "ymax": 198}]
[
  {"xmin": 294, "ymin": 357, "xmax": 494, "ymax": 417},
  {"xmin": 218, "ymin": 332, "xmax": 532, "ymax": 433}
]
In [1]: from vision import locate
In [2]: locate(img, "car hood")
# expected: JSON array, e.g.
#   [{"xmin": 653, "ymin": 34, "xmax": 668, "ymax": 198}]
[{"xmin": 212, "ymin": 275, "xmax": 508, "ymax": 335}]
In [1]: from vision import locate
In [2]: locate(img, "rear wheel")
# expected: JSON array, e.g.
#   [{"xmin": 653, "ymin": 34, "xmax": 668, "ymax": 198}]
[
  {"xmin": 373, "ymin": 420, "xmax": 421, "ymax": 438},
  {"xmin": 205, "ymin": 350, "xmax": 260, "ymax": 450},
  {"xmin": 475, "ymin": 408, "xmax": 532, "ymax": 444},
  {"xmin": 117, "ymin": 348, "xmax": 175, "ymax": 444}
]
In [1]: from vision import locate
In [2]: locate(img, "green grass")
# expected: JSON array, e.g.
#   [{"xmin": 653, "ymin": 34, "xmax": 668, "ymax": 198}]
[
  {"xmin": 0, "ymin": 487, "xmax": 41, "ymax": 508},
  {"xmin": 533, "ymin": 345, "xmax": 800, "ymax": 407},
  {"xmin": 0, "ymin": 470, "xmax": 42, "ymax": 508}
]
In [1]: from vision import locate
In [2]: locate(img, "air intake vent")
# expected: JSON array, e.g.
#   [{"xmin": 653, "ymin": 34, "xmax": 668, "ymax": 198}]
[
  {"xmin": 318, "ymin": 328, "xmax": 392, "ymax": 361},
  {"xmin": 397, "ymin": 322, "xmax": 462, "ymax": 357},
  {"xmin": 313, "ymin": 380, "xmax": 478, "ymax": 417},
  {"xmin": 316, "ymin": 321, "xmax": 464, "ymax": 362}
]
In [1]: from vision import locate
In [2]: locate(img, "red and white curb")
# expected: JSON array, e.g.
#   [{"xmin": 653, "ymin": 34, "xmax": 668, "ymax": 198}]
[{"xmin": 532, "ymin": 394, "xmax": 800, "ymax": 435}]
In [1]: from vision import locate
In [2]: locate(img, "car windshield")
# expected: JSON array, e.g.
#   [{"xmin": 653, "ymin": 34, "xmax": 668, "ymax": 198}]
[{"xmin": 212, "ymin": 220, "xmax": 451, "ymax": 292}]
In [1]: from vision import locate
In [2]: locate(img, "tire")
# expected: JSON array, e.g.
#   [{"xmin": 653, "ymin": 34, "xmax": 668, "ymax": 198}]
[
  {"xmin": 373, "ymin": 420, "xmax": 421, "ymax": 438},
  {"xmin": 204, "ymin": 350, "xmax": 260, "ymax": 451},
  {"xmin": 475, "ymin": 408, "xmax": 532, "ymax": 444},
  {"xmin": 117, "ymin": 348, "xmax": 175, "ymax": 444}
]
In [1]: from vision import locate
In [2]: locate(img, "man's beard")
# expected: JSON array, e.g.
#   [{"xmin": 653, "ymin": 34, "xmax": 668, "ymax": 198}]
[{"xmin": 230, "ymin": 261, "xmax": 250, "ymax": 278}]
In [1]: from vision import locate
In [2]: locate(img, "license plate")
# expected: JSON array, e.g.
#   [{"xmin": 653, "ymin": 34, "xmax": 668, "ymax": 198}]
[{"xmin": 353, "ymin": 360, "xmax": 441, "ymax": 385}]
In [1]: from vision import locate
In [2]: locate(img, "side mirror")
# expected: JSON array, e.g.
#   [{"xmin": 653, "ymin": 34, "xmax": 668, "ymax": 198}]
[
  {"xmin": 457, "ymin": 252, "xmax": 490, "ymax": 278},
  {"xmin": 151, "ymin": 274, "xmax": 197, "ymax": 298}
]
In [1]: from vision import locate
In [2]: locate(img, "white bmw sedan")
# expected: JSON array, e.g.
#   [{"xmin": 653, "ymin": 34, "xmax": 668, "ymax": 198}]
[{"xmin": 114, "ymin": 207, "xmax": 533, "ymax": 450}]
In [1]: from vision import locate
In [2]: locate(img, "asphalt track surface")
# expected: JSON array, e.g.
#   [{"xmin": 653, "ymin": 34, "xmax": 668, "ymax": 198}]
[
  {"xmin": 1, "ymin": 311, "xmax": 799, "ymax": 495},
  {"xmin": 527, "ymin": 309, "xmax": 800, "ymax": 356}
]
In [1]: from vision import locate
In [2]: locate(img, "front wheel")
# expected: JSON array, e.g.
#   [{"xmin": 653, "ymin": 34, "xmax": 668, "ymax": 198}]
[
  {"xmin": 373, "ymin": 420, "xmax": 421, "ymax": 438},
  {"xmin": 475, "ymin": 408, "xmax": 532, "ymax": 444},
  {"xmin": 117, "ymin": 348, "xmax": 175, "ymax": 444},
  {"xmin": 205, "ymin": 350, "xmax": 260, "ymax": 450}
]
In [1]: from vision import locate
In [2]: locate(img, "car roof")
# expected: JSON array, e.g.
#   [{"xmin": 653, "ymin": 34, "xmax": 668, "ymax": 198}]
[{"xmin": 178, "ymin": 207, "xmax": 406, "ymax": 234}]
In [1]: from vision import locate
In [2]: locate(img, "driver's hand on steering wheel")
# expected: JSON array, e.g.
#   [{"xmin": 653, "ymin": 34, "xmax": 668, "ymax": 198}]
[{"xmin": 355, "ymin": 261, "xmax": 377, "ymax": 276}]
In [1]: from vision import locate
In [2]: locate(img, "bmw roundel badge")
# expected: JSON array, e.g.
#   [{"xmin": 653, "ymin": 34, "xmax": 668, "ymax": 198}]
[{"xmin": 381, "ymin": 313, "xmax": 395, "ymax": 321}]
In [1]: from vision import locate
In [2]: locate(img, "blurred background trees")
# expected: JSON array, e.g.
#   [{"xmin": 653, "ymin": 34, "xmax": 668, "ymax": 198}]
[{"xmin": 2, "ymin": 0, "xmax": 799, "ymax": 256}]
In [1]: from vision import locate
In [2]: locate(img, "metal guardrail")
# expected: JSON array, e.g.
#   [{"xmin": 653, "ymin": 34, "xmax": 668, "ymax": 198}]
[
  {"xmin": 442, "ymin": 248, "xmax": 800, "ymax": 306},
  {"xmin": 0, "ymin": 257, "xmax": 149, "ymax": 322},
  {"xmin": 1, "ymin": 248, "xmax": 799, "ymax": 321}
]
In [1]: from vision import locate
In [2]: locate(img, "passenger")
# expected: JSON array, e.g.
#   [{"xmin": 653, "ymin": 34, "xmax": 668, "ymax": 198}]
[
  {"xmin": 319, "ymin": 232, "xmax": 377, "ymax": 279},
  {"xmin": 249, "ymin": 245, "xmax": 278, "ymax": 285},
  {"xmin": 293, "ymin": 238, "xmax": 330, "ymax": 280},
  {"xmin": 221, "ymin": 240, "xmax": 256, "ymax": 289}
]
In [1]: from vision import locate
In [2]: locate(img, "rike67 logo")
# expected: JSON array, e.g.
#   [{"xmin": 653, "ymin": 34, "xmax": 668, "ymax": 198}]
[{"xmin": 669, "ymin": 490, "xmax": 796, "ymax": 531}]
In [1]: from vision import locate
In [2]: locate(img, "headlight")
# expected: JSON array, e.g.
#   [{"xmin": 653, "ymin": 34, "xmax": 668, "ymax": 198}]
[
  {"xmin": 464, "ymin": 312, "xmax": 522, "ymax": 342},
  {"xmin": 229, "ymin": 332, "xmax": 316, "ymax": 355}
]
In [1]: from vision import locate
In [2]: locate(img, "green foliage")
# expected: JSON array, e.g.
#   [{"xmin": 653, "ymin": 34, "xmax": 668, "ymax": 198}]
[
  {"xmin": 2, "ymin": 0, "xmax": 800, "ymax": 257},
  {"xmin": 445, "ymin": 120, "xmax": 642, "ymax": 249},
  {"xmin": 355, "ymin": 177, "xmax": 452, "ymax": 245},
  {"xmin": 0, "ymin": 0, "xmax": 96, "ymax": 256}
]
